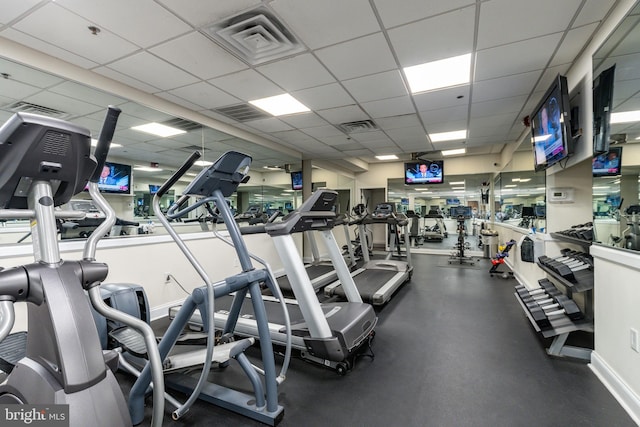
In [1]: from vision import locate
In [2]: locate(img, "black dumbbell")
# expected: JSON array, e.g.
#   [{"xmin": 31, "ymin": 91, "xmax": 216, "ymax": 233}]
[{"xmin": 528, "ymin": 295, "xmax": 584, "ymax": 329}]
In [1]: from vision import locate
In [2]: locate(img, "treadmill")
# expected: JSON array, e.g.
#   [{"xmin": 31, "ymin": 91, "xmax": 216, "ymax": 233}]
[
  {"xmin": 171, "ymin": 189, "xmax": 377, "ymax": 374},
  {"xmin": 275, "ymin": 213, "xmax": 356, "ymax": 295},
  {"xmin": 324, "ymin": 202, "xmax": 413, "ymax": 306}
]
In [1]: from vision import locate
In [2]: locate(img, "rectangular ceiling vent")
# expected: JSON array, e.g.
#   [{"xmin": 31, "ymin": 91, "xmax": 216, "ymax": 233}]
[
  {"xmin": 5, "ymin": 101, "xmax": 71, "ymax": 119},
  {"xmin": 338, "ymin": 120, "xmax": 378, "ymax": 134},
  {"xmin": 202, "ymin": 6, "xmax": 306, "ymax": 65},
  {"xmin": 213, "ymin": 104, "xmax": 271, "ymax": 122},
  {"xmin": 161, "ymin": 117, "xmax": 202, "ymax": 132}
]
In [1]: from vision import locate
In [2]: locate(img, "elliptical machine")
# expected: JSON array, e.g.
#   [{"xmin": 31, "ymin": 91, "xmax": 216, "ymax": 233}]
[
  {"xmin": 0, "ymin": 108, "xmax": 164, "ymax": 426},
  {"xmin": 622, "ymin": 205, "xmax": 640, "ymax": 251}
]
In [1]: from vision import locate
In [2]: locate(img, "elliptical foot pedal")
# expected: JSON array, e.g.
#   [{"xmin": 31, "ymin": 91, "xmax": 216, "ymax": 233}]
[
  {"xmin": 0, "ymin": 331, "xmax": 27, "ymax": 374},
  {"xmin": 109, "ymin": 326, "xmax": 149, "ymax": 358}
]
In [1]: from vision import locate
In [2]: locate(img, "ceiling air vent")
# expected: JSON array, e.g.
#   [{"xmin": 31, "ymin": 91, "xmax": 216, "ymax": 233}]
[
  {"xmin": 202, "ymin": 6, "xmax": 305, "ymax": 65},
  {"xmin": 213, "ymin": 104, "xmax": 271, "ymax": 122},
  {"xmin": 338, "ymin": 120, "xmax": 378, "ymax": 134},
  {"xmin": 161, "ymin": 117, "xmax": 202, "ymax": 132},
  {"xmin": 5, "ymin": 101, "xmax": 71, "ymax": 119}
]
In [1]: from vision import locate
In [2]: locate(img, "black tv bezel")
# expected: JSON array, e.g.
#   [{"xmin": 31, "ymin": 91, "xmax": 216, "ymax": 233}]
[
  {"xmin": 530, "ymin": 74, "xmax": 573, "ymax": 172},
  {"xmin": 290, "ymin": 171, "xmax": 303, "ymax": 191},
  {"xmin": 593, "ymin": 64, "xmax": 616, "ymax": 155},
  {"xmin": 404, "ymin": 160, "xmax": 444, "ymax": 185},
  {"xmin": 592, "ymin": 146, "xmax": 622, "ymax": 177}
]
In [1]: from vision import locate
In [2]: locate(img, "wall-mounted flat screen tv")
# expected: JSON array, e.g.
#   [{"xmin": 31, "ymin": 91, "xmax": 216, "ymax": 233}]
[
  {"xmin": 95, "ymin": 161, "xmax": 131, "ymax": 194},
  {"xmin": 593, "ymin": 146, "xmax": 622, "ymax": 177},
  {"xmin": 593, "ymin": 64, "xmax": 616, "ymax": 155},
  {"xmin": 530, "ymin": 74, "xmax": 573, "ymax": 171},
  {"xmin": 290, "ymin": 171, "xmax": 303, "ymax": 190},
  {"xmin": 404, "ymin": 160, "xmax": 444, "ymax": 185}
]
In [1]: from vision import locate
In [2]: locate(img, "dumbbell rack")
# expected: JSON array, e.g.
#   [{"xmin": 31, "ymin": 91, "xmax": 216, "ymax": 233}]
[{"xmin": 515, "ymin": 233, "xmax": 595, "ymax": 361}]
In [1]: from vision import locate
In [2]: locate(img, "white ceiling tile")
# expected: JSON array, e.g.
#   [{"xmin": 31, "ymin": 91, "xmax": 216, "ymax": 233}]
[
  {"xmin": 343, "ymin": 70, "xmax": 407, "ymax": 103},
  {"xmin": 107, "ymin": 52, "xmax": 199, "ymax": 91},
  {"xmin": 360, "ymin": 138, "xmax": 395, "ymax": 148},
  {"xmin": 350, "ymin": 131, "xmax": 390, "ymax": 143},
  {"xmin": 420, "ymin": 105, "xmax": 468, "ymax": 126},
  {"xmin": 302, "ymin": 125, "xmax": 343, "ymax": 139},
  {"xmin": 477, "ymin": 0, "xmax": 583, "ymax": 49},
  {"xmin": 473, "ymin": 71, "xmax": 540, "ymax": 103},
  {"xmin": 280, "ymin": 113, "xmax": 330, "ymax": 129},
  {"xmin": 471, "ymin": 95, "xmax": 529, "ymax": 118},
  {"xmin": 470, "ymin": 113, "xmax": 520, "ymax": 133},
  {"xmin": 245, "ymin": 118, "xmax": 294, "ymax": 133},
  {"xmin": 292, "ymin": 83, "xmax": 355, "ymax": 111},
  {"xmin": 167, "ymin": 82, "xmax": 240, "ymax": 110},
  {"xmin": 55, "ymin": 0, "xmax": 191, "ymax": 48},
  {"xmin": 0, "ymin": 78, "xmax": 43, "ymax": 101},
  {"xmin": 257, "ymin": 54, "xmax": 335, "ymax": 92},
  {"xmin": 424, "ymin": 119, "xmax": 467, "ymax": 135},
  {"xmin": 49, "ymin": 81, "xmax": 128, "ymax": 109},
  {"xmin": 385, "ymin": 126, "xmax": 428, "ymax": 144},
  {"xmin": 0, "ymin": 58, "xmax": 65, "ymax": 87},
  {"xmin": 373, "ymin": 0, "xmax": 475, "ymax": 28},
  {"xmin": 209, "ymin": 69, "xmax": 283, "ymax": 101},
  {"xmin": 475, "ymin": 33, "xmax": 562, "ymax": 81},
  {"xmin": 317, "ymin": 135, "xmax": 355, "ymax": 146},
  {"xmin": 157, "ymin": 0, "xmax": 262, "ymax": 28},
  {"xmin": 551, "ymin": 23, "xmax": 599, "ymax": 67},
  {"xmin": 376, "ymin": 114, "xmax": 422, "ymax": 130},
  {"xmin": 361, "ymin": 96, "xmax": 415, "ymax": 118},
  {"xmin": 0, "ymin": 0, "xmax": 42, "ymax": 25},
  {"xmin": 315, "ymin": 33, "xmax": 397, "ymax": 80},
  {"xmin": 388, "ymin": 7, "xmax": 475, "ymax": 67},
  {"xmin": 11, "ymin": 3, "xmax": 139, "ymax": 63},
  {"xmin": 573, "ymin": 0, "xmax": 617, "ymax": 28},
  {"xmin": 155, "ymin": 92, "xmax": 208, "ymax": 112},
  {"xmin": 271, "ymin": 130, "xmax": 316, "ymax": 144},
  {"xmin": 150, "ymin": 32, "xmax": 248, "ymax": 80},
  {"xmin": 414, "ymin": 86, "xmax": 470, "ymax": 112},
  {"xmin": 271, "ymin": 0, "xmax": 380, "ymax": 50},
  {"xmin": 316, "ymin": 105, "xmax": 368, "ymax": 124},
  {"xmin": 93, "ymin": 66, "xmax": 160, "ymax": 93}
]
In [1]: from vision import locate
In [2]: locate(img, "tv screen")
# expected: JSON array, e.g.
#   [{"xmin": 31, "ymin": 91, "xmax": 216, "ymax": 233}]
[
  {"xmin": 593, "ymin": 146, "xmax": 622, "ymax": 177},
  {"xmin": 95, "ymin": 161, "xmax": 131, "ymax": 194},
  {"xmin": 593, "ymin": 64, "xmax": 616, "ymax": 155},
  {"xmin": 290, "ymin": 171, "xmax": 303, "ymax": 190},
  {"xmin": 450, "ymin": 206, "xmax": 471, "ymax": 218},
  {"xmin": 404, "ymin": 160, "xmax": 444, "ymax": 185},
  {"xmin": 149, "ymin": 184, "xmax": 161, "ymax": 194},
  {"xmin": 530, "ymin": 74, "xmax": 573, "ymax": 171}
]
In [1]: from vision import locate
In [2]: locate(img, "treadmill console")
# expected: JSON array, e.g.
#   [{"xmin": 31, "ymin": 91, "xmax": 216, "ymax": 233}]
[
  {"xmin": 449, "ymin": 205, "xmax": 472, "ymax": 219},
  {"xmin": 372, "ymin": 203, "xmax": 394, "ymax": 219}
]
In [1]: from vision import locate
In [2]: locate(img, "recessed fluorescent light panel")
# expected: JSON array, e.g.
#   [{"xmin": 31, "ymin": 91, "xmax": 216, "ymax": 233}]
[
  {"xmin": 404, "ymin": 53, "xmax": 471, "ymax": 94},
  {"xmin": 441, "ymin": 148, "xmax": 466, "ymax": 156},
  {"xmin": 134, "ymin": 165, "xmax": 164, "ymax": 172},
  {"xmin": 249, "ymin": 94, "xmax": 310, "ymax": 116},
  {"xmin": 131, "ymin": 122, "xmax": 186, "ymax": 137},
  {"xmin": 194, "ymin": 160, "xmax": 213, "ymax": 167},
  {"xmin": 431, "ymin": 130, "xmax": 467, "ymax": 143},
  {"xmin": 376, "ymin": 154, "xmax": 398, "ymax": 160},
  {"xmin": 611, "ymin": 110, "xmax": 640, "ymax": 124},
  {"xmin": 91, "ymin": 138, "xmax": 122, "ymax": 148}
]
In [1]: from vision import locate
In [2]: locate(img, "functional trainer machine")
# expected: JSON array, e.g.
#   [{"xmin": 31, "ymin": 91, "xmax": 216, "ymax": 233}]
[{"xmin": 0, "ymin": 108, "xmax": 165, "ymax": 427}]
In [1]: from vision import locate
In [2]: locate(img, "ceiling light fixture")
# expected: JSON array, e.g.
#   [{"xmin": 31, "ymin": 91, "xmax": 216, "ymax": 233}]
[
  {"xmin": 134, "ymin": 165, "xmax": 164, "ymax": 172},
  {"xmin": 375, "ymin": 154, "xmax": 399, "ymax": 160},
  {"xmin": 431, "ymin": 130, "xmax": 467, "ymax": 143},
  {"xmin": 194, "ymin": 160, "xmax": 213, "ymax": 167},
  {"xmin": 441, "ymin": 147, "xmax": 466, "ymax": 156},
  {"xmin": 403, "ymin": 53, "xmax": 472, "ymax": 94},
  {"xmin": 611, "ymin": 110, "xmax": 640, "ymax": 124},
  {"xmin": 249, "ymin": 93, "xmax": 310, "ymax": 116},
  {"xmin": 91, "ymin": 138, "xmax": 121, "ymax": 148},
  {"xmin": 131, "ymin": 122, "xmax": 186, "ymax": 137}
]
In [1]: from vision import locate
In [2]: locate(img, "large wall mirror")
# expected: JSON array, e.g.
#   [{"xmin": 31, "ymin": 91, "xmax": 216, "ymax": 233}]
[
  {"xmin": 0, "ymin": 56, "xmax": 304, "ymax": 243},
  {"xmin": 592, "ymin": 4, "xmax": 640, "ymax": 250}
]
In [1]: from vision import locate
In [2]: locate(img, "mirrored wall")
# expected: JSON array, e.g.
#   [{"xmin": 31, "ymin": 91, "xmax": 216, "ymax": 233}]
[{"xmin": 592, "ymin": 3, "xmax": 640, "ymax": 250}]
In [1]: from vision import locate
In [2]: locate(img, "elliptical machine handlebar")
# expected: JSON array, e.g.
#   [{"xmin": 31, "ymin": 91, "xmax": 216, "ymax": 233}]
[
  {"xmin": 157, "ymin": 151, "xmax": 202, "ymax": 199},
  {"xmin": 89, "ymin": 106, "xmax": 121, "ymax": 183}
]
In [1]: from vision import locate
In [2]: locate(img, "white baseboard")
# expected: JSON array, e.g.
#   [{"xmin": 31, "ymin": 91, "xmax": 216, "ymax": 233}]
[
  {"xmin": 150, "ymin": 299, "xmax": 185, "ymax": 322},
  {"xmin": 590, "ymin": 351, "xmax": 640, "ymax": 425}
]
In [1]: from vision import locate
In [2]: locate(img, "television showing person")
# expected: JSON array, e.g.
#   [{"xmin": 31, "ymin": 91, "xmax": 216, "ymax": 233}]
[
  {"xmin": 604, "ymin": 150, "xmax": 619, "ymax": 170},
  {"xmin": 99, "ymin": 165, "xmax": 117, "ymax": 185}
]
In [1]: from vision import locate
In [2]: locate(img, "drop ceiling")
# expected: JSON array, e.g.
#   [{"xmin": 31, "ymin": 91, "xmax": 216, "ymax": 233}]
[{"xmin": 0, "ymin": 0, "xmax": 629, "ymax": 173}]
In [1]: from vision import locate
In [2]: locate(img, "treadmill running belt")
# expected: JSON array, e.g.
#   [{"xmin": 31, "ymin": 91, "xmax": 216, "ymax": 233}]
[
  {"xmin": 277, "ymin": 264, "xmax": 335, "ymax": 293},
  {"xmin": 333, "ymin": 269, "xmax": 399, "ymax": 303}
]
